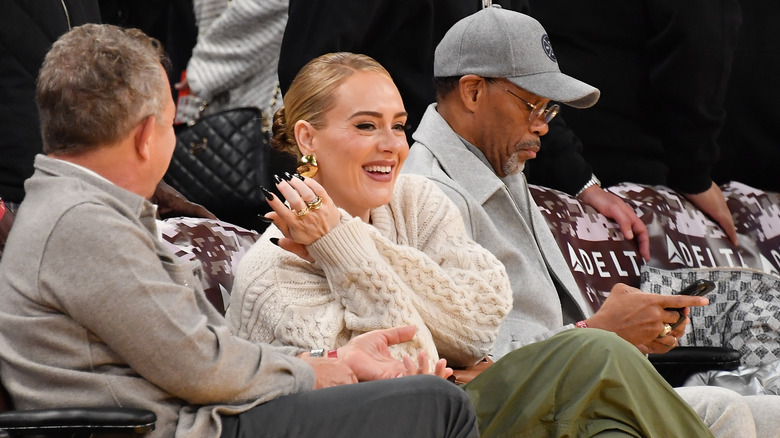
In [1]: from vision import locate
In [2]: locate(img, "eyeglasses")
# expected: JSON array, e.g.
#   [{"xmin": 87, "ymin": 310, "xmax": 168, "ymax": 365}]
[{"xmin": 487, "ymin": 79, "xmax": 560, "ymax": 124}]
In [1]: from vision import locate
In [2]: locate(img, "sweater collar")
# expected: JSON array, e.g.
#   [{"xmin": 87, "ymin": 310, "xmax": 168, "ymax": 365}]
[{"xmin": 32, "ymin": 154, "xmax": 156, "ymax": 223}]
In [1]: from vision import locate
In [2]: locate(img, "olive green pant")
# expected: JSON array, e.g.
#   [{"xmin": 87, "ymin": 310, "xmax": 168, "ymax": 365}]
[{"xmin": 463, "ymin": 329, "xmax": 713, "ymax": 438}]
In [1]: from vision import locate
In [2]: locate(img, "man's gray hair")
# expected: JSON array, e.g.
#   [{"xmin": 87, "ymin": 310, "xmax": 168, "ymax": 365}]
[{"xmin": 37, "ymin": 24, "xmax": 170, "ymax": 155}]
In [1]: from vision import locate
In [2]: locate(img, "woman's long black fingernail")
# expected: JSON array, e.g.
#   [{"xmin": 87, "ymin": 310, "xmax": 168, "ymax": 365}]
[
  {"xmin": 283, "ymin": 172, "xmax": 294, "ymax": 181},
  {"xmin": 294, "ymin": 173, "xmax": 305, "ymax": 181},
  {"xmin": 273, "ymin": 174, "xmax": 283, "ymax": 184},
  {"xmin": 261, "ymin": 187, "xmax": 275, "ymax": 201},
  {"xmin": 258, "ymin": 215, "xmax": 274, "ymax": 223},
  {"xmin": 270, "ymin": 237, "xmax": 280, "ymax": 246}
]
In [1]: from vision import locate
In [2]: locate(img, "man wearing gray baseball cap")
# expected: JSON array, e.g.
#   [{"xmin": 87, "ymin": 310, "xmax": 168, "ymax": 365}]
[
  {"xmin": 433, "ymin": 6, "xmax": 599, "ymax": 111},
  {"xmin": 404, "ymin": 5, "xmax": 776, "ymax": 437}
]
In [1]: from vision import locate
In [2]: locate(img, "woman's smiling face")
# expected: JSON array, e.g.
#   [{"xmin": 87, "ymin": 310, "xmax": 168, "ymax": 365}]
[{"xmin": 301, "ymin": 71, "xmax": 408, "ymax": 221}]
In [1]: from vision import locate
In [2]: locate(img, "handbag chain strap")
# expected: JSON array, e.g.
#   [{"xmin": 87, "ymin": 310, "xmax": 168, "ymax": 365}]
[
  {"xmin": 261, "ymin": 82, "xmax": 281, "ymax": 135},
  {"xmin": 186, "ymin": 99, "xmax": 210, "ymax": 127}
]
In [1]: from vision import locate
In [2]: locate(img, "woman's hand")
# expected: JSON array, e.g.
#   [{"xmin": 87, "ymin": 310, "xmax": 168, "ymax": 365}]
[
  {"xmin": 338, "ymin": 325, "xmax": 453, "ymax": 381},
  {"xmin": 262, "ymin": 173, "xmax": 341, "ymax": 261},
  {"xmin": 403, "ymin": 350, "xmax": 453, "ymax": 380}
]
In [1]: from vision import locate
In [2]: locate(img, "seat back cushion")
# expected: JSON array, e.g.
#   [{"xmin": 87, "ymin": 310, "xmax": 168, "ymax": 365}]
[
  {"xmin": 529, "ymin": 182, "xmax": 780, "ymax": 313},
  {"xmin": 159, "ymin": 217, "xmax": 260, "ymax": 314}
]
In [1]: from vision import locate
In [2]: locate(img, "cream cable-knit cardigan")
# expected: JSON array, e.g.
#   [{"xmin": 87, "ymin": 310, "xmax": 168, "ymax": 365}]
[{"xmin": 227, "ymin": 174, "xmax": 513, "ymax": 368}]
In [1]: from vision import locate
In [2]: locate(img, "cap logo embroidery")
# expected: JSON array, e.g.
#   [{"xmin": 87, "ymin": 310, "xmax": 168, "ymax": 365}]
[{"xmin": 541, "ymin": 34, "xmax": 557, "ymax": 63}]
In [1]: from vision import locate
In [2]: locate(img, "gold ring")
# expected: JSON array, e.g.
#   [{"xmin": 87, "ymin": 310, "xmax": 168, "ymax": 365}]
[
  {"xmin": 306, "ymin": 196, "xmax": 323, "ymax": 210},
  {"xmin": 658, "ymin": 323, "xmax": 673, "ymax": 338},
  {"xmin": 294, "ymin": 204, "xmax": 310, "ymax": 218}
]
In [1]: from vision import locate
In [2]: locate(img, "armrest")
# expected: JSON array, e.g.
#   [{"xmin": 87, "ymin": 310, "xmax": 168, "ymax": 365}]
[
  {"xmin": 648, "ymin": 346, "xmax": 741, "ymax": 387},
  {"xmin": 0, "ymin": 407, "xmax": 155, "ymax": 436}
]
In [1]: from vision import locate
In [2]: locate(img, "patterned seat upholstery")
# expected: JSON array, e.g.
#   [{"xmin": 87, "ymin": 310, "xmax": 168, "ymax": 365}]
[
  {"xmin": 160, "ymin": 182, "xmax": 780, "ymax": 318},
  {"xmin": 159, "ymin": 217, "xmax": 259, "ymax": 315},
  {"xmin": 158, "ymin": 182, "xmax": 780, "ymax": 389},
  {"xmin": 530, "ymin": 181, "xmax": 780, "ymax": 312}
]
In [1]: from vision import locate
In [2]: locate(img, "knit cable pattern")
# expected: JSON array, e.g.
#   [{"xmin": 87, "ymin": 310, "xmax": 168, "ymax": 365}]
[{"xmin": 228, "ymin": 175, "xmax": 512, "ymax": 369}]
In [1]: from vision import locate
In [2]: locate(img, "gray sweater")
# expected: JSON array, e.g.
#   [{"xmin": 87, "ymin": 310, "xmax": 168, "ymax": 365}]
[{"xmin": 0, "ymin": 155, "xmax": 313, "ymax": 437}]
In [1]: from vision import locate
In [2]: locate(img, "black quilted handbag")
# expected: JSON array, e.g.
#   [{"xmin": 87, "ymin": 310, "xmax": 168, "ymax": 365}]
[{"xmin": 164, "ymin": 107, "xmax": 294, "ymax": 230}]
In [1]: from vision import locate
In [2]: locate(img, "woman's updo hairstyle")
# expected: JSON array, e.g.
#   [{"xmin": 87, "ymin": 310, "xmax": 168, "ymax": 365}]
[{"xmin": 271, "ymin": 52, "xmax": 392, "ymax": 160}]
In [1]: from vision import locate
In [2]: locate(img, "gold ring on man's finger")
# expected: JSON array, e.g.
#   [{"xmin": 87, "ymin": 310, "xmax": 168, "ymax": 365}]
[
  {"xmin": 294, "ymin": 205, "xmax": 310, "ymax": 218},
  {"xmin": 658, "ymin": 323, "xmax": 673, "ymax": 338},
  {"xmin": 306, "ymin": 196, "xmax": 323, "ymax": 210}
]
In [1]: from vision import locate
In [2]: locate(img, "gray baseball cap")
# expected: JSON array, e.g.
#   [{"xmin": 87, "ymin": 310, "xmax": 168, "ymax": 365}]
[{"xmin": 434, "ymin": 6, "xmax": 600, "ymax": 108}]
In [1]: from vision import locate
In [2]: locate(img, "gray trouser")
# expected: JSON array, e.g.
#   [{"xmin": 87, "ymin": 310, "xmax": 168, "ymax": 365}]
[
  {"xmin": 745, "ymin": 395, "xmax": 780, "ymax": 438},
  {"xmin": 679, "ymin": 385, "xmax": 780, "ymax": 438},
  {"xmin": 220, "ymin": 374, "xmax": 478, "ymax": 438},
  {"xmin": 676, "ymin": 386, "xmax": 756, "ymax": 438}
]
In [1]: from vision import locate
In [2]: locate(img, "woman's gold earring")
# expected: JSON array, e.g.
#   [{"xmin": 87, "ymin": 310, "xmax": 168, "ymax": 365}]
[{"xmin": 297, "ymin": 154, "xmax": 318, "ymax": 178}]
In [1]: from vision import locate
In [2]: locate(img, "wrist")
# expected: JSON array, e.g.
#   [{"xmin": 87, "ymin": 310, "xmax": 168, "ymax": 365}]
[
  {"xmin": 309, "ymin": 348, "xmax": 338, "ymax": 358},
  {"xmin": 575, "ymin": 320, "xmax": 589, "ymax": 329},
  {"xmin": 576, "ymin": 174, "xmax": 601, "ymax": 197}
]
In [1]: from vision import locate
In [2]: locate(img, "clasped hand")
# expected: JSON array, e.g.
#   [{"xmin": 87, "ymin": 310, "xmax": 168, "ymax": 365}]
[{"xmin": 300, "ymin": 325, "xmax": 453, "ymax": 389}]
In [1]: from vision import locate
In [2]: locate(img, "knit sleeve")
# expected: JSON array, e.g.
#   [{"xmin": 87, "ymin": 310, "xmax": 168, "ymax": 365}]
[
  {"xmin": 227, "ymin": 229, "xmax": 351, "ymax": 353},
  {"xmin": 384, "ymin": 176, "xmax": 513, "ymax": 365},
  {"xmin": 308, "ymin": 177, "xmax": 512, "ymax": 367},
  {"xmin": 229, "ymin": 222, "xmax": 444, "ymax": 367},
  {"xmin": 229, "ymin": 179, "xmax": 512, "ymax": 368}
]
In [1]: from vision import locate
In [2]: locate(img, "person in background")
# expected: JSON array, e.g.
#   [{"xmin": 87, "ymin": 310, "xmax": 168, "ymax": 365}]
[
  {"xmin": 713, "ymin": 0, "xmax": 780, "ymax": 193},
  {"xmin": 0, "ymin": 0, "xmax": 100, "ymax": 212},
  {"xmin": 403, "ymin": 6, "xmax": 780, "ymax": 437},
  {"xmin": 0, "ymin": 0, "xmax": 214, "ymax": 220},
  {"xmin": 167, "ymin": 0, "xmax": 295, "ymax": 228},
  {"xmin": 0, "ymin": 23, "xmax": 480, "ymax": 438},
  {"xmin": 176, "ymin": 0, "xmax": 288, "ymax": 125},
  {"xmin": 0, "ymin": 197, "xmax": 14, "ymax": 259},
  {"xmin": 526, "ymin": 0, "xmax": 741, "ymax": 245}
]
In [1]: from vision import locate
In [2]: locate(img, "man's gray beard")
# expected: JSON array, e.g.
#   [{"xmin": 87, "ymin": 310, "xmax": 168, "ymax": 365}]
[{"xmin": 502, "ymin": 152, "xmax": 525, "ymax": 176}]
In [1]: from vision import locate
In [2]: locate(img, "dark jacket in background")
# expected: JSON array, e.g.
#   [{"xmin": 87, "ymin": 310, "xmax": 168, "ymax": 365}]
[
  {"xmin": 100, "ymin": 0, "xmax": 197, "ymax": 94},
  {"xmin": 0, "ymin": 0, "xmax": 100, "ymax": 204},
  {"xmin": 277, "ymin": 0, "xmax": 530, "ymax": 143},
  {"xmin": 714, "ymin": 0, "xmax": 780, "ymax": 192},
  {"xmin": 526, "ymin": 0, "xmax": 741, "ymax": 195}
]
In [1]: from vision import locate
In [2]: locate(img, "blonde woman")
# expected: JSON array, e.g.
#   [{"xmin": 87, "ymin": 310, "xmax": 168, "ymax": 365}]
[{"xmin": 228, "ymin": 52, "xmax": 713, "ymax": 437}]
